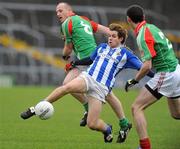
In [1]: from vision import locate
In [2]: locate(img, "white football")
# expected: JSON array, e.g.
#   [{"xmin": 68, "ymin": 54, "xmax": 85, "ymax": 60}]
[{"xmin": 34, "ymin": 101, "xmax": 54, "ymax": 120}]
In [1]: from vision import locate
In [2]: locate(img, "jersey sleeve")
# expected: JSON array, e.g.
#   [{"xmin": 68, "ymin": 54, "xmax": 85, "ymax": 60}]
[
  {"xmin": 90, "ymin": 20, "xmax": 98, "ymax": 33},
  {"xmin": 61, "ymin": 18, "xmax": 73, "ymax": 44},
  {"xmin": 124, "ymin": 49, "xmax": 155, "ymax": 77},
  {"xmin": 124, "ymin": 49, "xmax": 142, "ymax": 70},
  {"xmin": 140, "ymin": 27, "xmax": 156, "ymax": 62},
  {"xmin": 80, "ymin": 16, "xmax": 98, "ymax": 33},
  {"xmin": 90, "ymin": 46, "xmax": 98, "ymax": 60}
]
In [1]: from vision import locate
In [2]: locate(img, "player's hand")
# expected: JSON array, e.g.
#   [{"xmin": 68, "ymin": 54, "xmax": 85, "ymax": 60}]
[
  {"xmin": 125, "ymin": 79, "xmax": 138, "ymax": 92},
  {"xmin": 64, "ymin": 61, "xmax": 75, "ymax": 72}
]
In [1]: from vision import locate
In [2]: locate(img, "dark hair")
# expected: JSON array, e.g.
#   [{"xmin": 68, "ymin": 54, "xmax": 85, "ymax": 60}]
[
  {"xmin": 126, "ymin": 5, "xmax": 144, "ymax": 23},
  {"xmin": 109, "ymin": 23, "xmax": 128, "ymax": 44}
]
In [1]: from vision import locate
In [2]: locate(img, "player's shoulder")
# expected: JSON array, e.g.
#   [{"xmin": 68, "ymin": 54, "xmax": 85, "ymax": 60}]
[
  {"xmin": 80, "ymin": 16, "xmax": 90, "ymax": 21},
  {"xmin": 97, "ymin": 43, "xmax": 108, "ymax": 49},
  {"xmin": 95, "ymin": 43, "xmax": 108, "ymax": 53},
  {"xmin": 121, "ymin": 46, "xmax": 134, "ymax": 54}
]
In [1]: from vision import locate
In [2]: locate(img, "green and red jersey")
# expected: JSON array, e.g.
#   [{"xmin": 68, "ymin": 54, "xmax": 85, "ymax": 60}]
[
  {"xmin": 61, "ymin": 14, "xmax": 98, "ymax": 60},
  {"xmin": 135, "ymin": 21, "xmax": 178, "ymax": 72}
]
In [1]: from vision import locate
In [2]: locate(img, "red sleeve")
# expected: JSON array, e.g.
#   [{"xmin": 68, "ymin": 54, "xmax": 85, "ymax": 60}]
[
  {"xmin": 68, "ymin": 19, "xmax": 72, "ymax": 35},
  {"xmin": 80, "ymin": 16, "xmax": 98, "ymax": 33},
  {"xmin": 90, "ymin": 21, "xmax": 98, "ymax": 33},
  {"xmin": 144, "ymin": 28, "xmax": 156, "ymax": 57}
]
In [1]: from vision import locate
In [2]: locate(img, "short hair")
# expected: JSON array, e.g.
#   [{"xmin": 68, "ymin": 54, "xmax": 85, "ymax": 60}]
[
  {"xmin": 57, "ymin": 2, "xmax": 73, "ymax": 11},
  {"xmin": 126, "ymin": 5, "xmax": 144, "ymax": 23},
  {"xmin": 109, "ymin": 23, "xmax": 128, "ymax": 44},
  {"xmin": 63, "ymin": 2, "xmax": 73, "ymax": 11}
]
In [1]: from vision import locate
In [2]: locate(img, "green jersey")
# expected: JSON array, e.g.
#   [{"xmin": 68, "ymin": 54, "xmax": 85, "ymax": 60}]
[
  {"xmin": 61, "ymin": 15, "xmax": 98, "ymax": 60},
  {"xmin": 135, "ymin": 21, "xmax": 178, "ymax": 72}
]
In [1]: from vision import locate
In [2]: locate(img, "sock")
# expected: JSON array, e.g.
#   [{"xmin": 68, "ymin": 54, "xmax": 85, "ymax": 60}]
[
  {"xmin": 119, "ymin": 118, "xmax": 129, "ymax": 129},
  {"xmin": 103, "ymin": 124, "xmax": 112, "ymax": 134},
  {"xmin": 83, "ymin": 102, "xmax": 88, "ymax": 112},
  {"xmin": 140, "ymin": 138, "xmax": 151, "ymax": 149}
]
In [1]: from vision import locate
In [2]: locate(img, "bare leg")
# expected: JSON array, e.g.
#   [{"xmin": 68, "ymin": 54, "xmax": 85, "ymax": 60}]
[
  {"xmin": 86, "ymin": 96, "xmax": 113, "ymax": 142},
  {"xmin": 64, "ymin": 68, "xmax": 89, "ymax": 126},
  {"xmin": 20, "ymin": 76, "xmax": 87, "ymax": 120},
  {"xmin": 106, "ymin": 92, "xmax": 125, "ymax": 119},
  {"xmin": 132, "ymin": 87, "xmax": 157, "ymax": 139},
  {"xmin": 63, "ymin": 68, "xmax": 88, "ymax": 104},
  {"xmin": 106, "ymin": 91, "xmax": 132, "ymax": 143},
  {"xmin": 167, "ymin": 97, "xmax": 180, "ymax": 119},
  {"xmin": 46, "ymin": 77, "xmax": 87, "ymax": 103},
  {"xmin": 87, "ymin": 96, "xmax": 106, "ymax": 131}
]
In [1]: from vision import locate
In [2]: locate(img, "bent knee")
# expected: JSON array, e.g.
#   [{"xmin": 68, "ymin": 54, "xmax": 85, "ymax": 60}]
[
  {"xmin": 131, "ymin": 104, "xmax": 137, "ymax": 116},
  {"xmin": 87, "ymin": 120, "xmax": 97, "ymax": 130},
  {"xmin": 131, "ymin": 103, "xmax": 143, "ymax": 116}
]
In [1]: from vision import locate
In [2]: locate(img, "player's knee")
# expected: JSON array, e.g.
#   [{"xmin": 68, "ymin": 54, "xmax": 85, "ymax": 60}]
[
  {"xmin": 131, "ymin": 103, "xmax": 141, "ymax": 116},
  {"xmin": 87, "ymin": 120, "xmax": 97, "ymax": 130}
]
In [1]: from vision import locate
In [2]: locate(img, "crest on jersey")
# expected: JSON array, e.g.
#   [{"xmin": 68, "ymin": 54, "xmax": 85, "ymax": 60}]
[{"xmin": 116, "ymin": 52, "xmax": 121, "ymax": 56}]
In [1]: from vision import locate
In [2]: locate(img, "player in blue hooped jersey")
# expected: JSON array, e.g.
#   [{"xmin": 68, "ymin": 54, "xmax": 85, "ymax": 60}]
[
  {"xmin": 87, "ymin": 43, "xmax": 144, "ymax": 90},
  {"xmin": 20, "ymin": 23, "xmax": 154, "ymax": 143}
]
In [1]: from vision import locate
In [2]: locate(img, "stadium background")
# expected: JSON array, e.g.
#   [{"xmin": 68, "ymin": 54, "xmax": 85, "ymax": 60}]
[
  {"xmin": 0, "ymin": 1, "xmax": 180, "ymax": 149},
  {"xmin": 0, "ymin": 0, "xmax": 180, "ymax": 87}
]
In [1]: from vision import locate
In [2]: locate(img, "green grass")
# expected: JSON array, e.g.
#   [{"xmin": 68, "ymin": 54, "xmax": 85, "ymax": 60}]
[{"xmin": 0, "ymin": 87, "xmax": 180, "ymax": 149}]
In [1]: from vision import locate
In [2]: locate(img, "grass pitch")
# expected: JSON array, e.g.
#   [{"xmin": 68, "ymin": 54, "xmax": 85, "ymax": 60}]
[{"xmin": 0, "ymin": 87, "xmax": 180, "ymax": 149}]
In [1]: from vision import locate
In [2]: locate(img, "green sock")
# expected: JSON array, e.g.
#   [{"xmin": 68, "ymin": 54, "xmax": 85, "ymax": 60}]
[
  {"xmin": 83, "ymin": 102, "xmax": 88, "ymax": 112},
  {"xmin": 119, "ymin": 118, "xmax": 129, "ymax": 129}
]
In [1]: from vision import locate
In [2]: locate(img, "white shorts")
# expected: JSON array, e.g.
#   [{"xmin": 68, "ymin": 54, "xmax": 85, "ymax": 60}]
[
  {"xmin": 78, "ymin": 72, "xmax": 109, "ymax": 103},
  {"xmin": 146, "ymin": 64, "xmax": 180, "ymax": 99}
]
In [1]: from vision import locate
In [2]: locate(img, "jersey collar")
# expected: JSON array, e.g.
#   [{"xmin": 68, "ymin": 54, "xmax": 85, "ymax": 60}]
[
  {"xmin": 134, "ymin": 20, "xmax": 146, "ymax": 36},
  {"xmin": 63, "ymin": 12, "xmax": 76, "ymax": 24},
  {"xmin": 110, "ymin": 44, "xmax": 124, "ymax": 49}
]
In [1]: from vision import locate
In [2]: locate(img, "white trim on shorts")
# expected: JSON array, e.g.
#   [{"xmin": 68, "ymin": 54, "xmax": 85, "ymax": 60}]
[{"xmin": 146, "ymin": 64, "xmax": 180, "ymax": 99}]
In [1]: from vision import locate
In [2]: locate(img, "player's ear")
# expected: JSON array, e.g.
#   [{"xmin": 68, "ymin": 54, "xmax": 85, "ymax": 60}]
[
  {"xmin": 127, "ymin": 16, "xmax": 131, "ymax": 23},
  {"xmin": 119, "ymin": 37, "xmax": 123, "ymax": 43}
]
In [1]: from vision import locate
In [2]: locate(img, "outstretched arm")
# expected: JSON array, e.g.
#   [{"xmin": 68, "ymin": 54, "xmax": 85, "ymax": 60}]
[
  {"xmin": 96, "ymin": 24, "xmax": 111, "ymax": 35},
  {"xmin": 125, "ymin": 54, "xmax": 154, "ymax": 78},
  {"xmin": 88, "ymin": 18, "xmax": 110, "ymax": 36}
]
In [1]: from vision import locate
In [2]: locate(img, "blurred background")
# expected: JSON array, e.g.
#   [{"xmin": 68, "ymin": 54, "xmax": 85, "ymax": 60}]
[{"xmin": 0, "ymin": 0, "xmax": 180, "ymax": 87}]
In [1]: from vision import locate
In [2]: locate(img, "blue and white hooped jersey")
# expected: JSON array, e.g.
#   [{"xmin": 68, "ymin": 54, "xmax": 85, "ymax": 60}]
[{"xmin": 86, "ymin": 43, "xmax": 142, "ymax": 90}]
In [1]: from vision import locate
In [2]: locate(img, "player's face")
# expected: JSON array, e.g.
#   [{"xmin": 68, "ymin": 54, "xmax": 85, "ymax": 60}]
[
  {"xmin": 108, "ymin": 31, "xmax": 122, "ymax": 48},
  {"xmin": 56, "ymin": 4, "xmax": 70, "ymax": 23}
]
